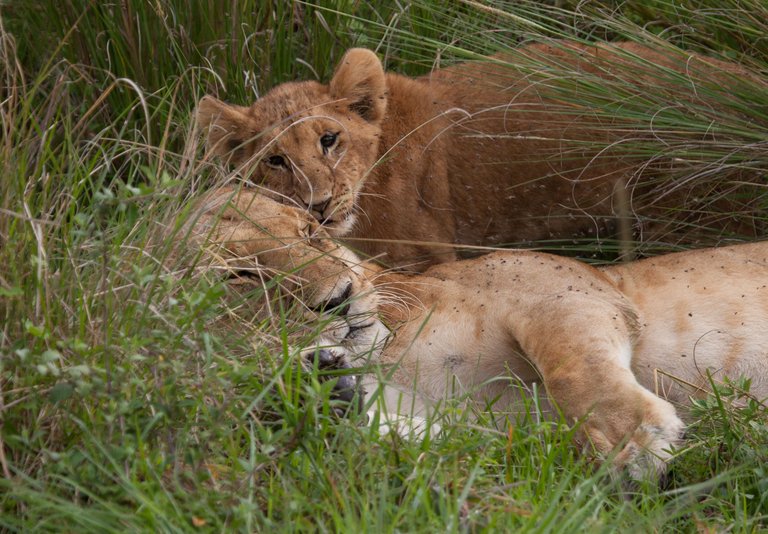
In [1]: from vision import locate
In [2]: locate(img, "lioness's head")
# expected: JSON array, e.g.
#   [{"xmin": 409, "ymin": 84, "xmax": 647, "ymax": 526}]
[
  {"xmin": 189, "ymin": 186, "xmax": 388, "ymax": 362},
  {"xmin": 197, "ymin": 49, "xmax": 387, "ymax": 237}
]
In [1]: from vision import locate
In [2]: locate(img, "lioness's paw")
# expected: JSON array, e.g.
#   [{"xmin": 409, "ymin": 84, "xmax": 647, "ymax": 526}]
[{"xmin": 586, "ymin": 392, "xmax": 684, "ymax": 481}]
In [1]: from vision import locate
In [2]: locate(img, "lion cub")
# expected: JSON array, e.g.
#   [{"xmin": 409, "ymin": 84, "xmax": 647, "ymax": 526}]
[{"xmin": 198, "ymin": 43, "xmax": 759, "ymax": 270}]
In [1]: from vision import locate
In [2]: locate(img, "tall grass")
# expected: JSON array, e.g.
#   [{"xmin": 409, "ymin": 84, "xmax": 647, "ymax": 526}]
[{"xmin": 1, "ymin": 0, "xmax": 767, "ymax": 531}]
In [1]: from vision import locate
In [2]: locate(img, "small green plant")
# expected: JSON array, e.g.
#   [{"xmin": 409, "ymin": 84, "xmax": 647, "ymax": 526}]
[{"xmin": 667, "ymin": 376, "xmax": 768, "ymax": 525}]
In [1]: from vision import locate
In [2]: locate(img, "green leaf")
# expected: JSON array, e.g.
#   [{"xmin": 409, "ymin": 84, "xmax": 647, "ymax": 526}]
[
  {"xmin": 41, "ymin": 349, "xmax": 62, "ymax": 363},
  {"xmin": 0, "ymin": 286, "xmax": 23, "ymax": 298},
  {"xmin": 24, "ymin": 320, "xmax": 48, "ymax": 339},
  {"xmin": 49, "ymin": 382, "xmax": 75, "ymax": 403}
]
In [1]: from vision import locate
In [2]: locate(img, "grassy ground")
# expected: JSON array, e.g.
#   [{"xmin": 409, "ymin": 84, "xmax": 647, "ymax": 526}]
[{"xmin": 1, "ymin": 0, "xmax": 767, "ymax": 531}]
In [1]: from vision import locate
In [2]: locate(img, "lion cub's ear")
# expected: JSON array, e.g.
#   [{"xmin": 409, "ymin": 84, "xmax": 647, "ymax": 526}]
[
  {"xmin": 329, "ymin": 48, "xmax": 387, "ymax": 123},
  {"xmin": 196, "ymin": 95, "xmax": 253, "ymax": 160}
]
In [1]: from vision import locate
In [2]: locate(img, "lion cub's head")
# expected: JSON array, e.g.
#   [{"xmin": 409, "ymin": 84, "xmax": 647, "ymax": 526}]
[{"xmin": 197, "ymin": 49, "xmax": 387, "ymax": 237}]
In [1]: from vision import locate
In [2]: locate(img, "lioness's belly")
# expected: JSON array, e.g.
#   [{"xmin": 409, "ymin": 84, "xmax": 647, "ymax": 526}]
[
  {"xmin": 627, "ymin": 286, "xmax": 768, "ymax": 403},
  {"xmin": 607, "ymin": 243, "xmax": 768, "ymax": 402},
  {"xmin": 381, "ymin": 303, "xmax": 555, "ymax": 416}
]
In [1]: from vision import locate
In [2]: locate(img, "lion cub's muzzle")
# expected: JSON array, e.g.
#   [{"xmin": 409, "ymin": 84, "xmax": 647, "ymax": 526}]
[{"xmin": 308, "ymin": 348, "xmax": 365, "ymax": 417}]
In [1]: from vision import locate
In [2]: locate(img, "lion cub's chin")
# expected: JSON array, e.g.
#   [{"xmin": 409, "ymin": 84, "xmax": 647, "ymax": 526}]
[{"xmin": 322, "ymin": 212, "xmax": 357, "ymax": 237}]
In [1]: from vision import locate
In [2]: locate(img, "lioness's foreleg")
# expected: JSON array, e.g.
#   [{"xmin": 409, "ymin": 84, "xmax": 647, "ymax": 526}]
[{"xmin": 515, "ymin": 296, "xmax": 684, "ymax": 479}]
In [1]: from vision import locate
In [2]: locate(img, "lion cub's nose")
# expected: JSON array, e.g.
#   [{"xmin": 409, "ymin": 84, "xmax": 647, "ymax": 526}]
[{"xmin": 309, "ymin": 198, "xmax": 333, "ymax": 222}]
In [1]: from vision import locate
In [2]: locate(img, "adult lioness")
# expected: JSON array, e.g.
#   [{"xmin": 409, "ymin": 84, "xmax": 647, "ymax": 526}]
[
  {"xmin": 197, "ymin": 42, "xmax": 761, "ymax": 270},
  {"xmin": 190, "ymin": 187, "xmax": 768, "ymax": 480}
]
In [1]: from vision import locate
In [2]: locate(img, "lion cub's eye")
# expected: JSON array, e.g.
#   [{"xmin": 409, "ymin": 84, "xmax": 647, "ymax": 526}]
[
  {"xmin": 266, "ymin": 155, "xmax": 287, "ymax": 169},
  {"xmin": 320, "ymin": 132, "xmax": 338, "ymax": 152}
]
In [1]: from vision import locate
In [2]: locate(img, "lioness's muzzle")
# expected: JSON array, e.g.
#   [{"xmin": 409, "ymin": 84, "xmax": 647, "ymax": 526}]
[{"xmin": 311, "ymin": 348, "xmax": 365, "ymax": 416}]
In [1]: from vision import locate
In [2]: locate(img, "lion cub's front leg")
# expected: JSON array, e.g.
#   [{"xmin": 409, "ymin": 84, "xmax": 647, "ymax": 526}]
[{"xmin": 517, "ymin": 296, "xmax": 684, "ymax": 480}]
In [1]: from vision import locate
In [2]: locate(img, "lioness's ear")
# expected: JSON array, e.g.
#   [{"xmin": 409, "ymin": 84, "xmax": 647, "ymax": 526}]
[
  {"xmin": 196, "ymin": 95, "xmax": 253, "ymax": 159},
  {"xmin": 329, "ymin": 48, "xmax": 387, "ymax": 123}
]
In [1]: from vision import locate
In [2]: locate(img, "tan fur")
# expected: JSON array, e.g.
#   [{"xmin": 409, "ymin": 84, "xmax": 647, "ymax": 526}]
[
  {"xmin": 190, "ymin": 187, "xmax": 768, "ymax": 479},
  {"xmin": 188, "ymin": 187, "xmax": 386, "ymax": 349},
  {"xmin": 198, "ymin": 43, "xmax": 762, "ymax": 270}
]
